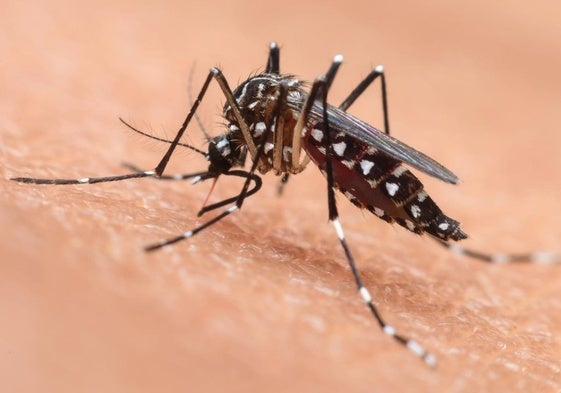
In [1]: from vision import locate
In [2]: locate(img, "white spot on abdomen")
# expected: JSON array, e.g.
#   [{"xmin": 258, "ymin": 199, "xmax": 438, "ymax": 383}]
[
  {"xmin": 410, "ymin": 204, "xmax": 421, "ymax": 218},
  {"xmin": 311, "ymin": 129, "xmax": 323, "ymax": 142},
  {"xmin": 360, "ymin": 160, "xmax": 374, "ymax": 176},
  {"xmin": 332, "ymin": 141, "xmax": 347, "ymax": 156},
  {"xmin": 385, "ymin": 182, "xmax": 399, "ymax": 196}
]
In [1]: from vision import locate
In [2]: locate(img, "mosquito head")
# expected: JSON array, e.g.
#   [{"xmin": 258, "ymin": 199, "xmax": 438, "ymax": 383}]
[{"xmin": 207, "ymin": 133, "xmax": 246, "ymax": 175}]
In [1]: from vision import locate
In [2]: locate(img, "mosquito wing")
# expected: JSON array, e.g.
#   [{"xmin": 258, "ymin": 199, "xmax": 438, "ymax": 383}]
[{"xmin": 307, "ymin": 102, "xmax": 459, "ymax": 185}]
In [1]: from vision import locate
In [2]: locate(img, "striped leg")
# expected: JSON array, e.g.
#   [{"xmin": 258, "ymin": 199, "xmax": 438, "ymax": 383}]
[
  {"xmin": 335, "ymin": 64, "xmax": 559, "ymax": 266},
  {"xmin": 339, "ymin": 65, "xmax": 390, "ymax": 135},
  {"xmin": 145, "ymin": 205, "xmax": 239, "ymax": 251},
  {"xmin": 305, "ymin": 56, "xmax": 436, "ymax": 366},
  {"xmin": 121, "ymin": 162, "xmax": 262, "ymax": 218},
  {"xmin": 145, "ymin": 82, "xmax": 289, "ymax": 250},
  {"xmin": 11, "ymin": 170, "xmax": 157, "ymax": 185},
  {"xmin": 437, "ymin": 240, "xmax": 560, "ymax": 264},
  {"xmin": 142, "ymin": 170, "xmax": 261, "ymax": 252},
  {"xmin": 143, "ymin": 174, "xmax": 264, "ymax": 252},
  {"xmin": 279, "ymin": 62, "xmax": 390, "ymax": 194},
  {"xmin": 121, "ymin": 162, "xmax": 211, "ymax": 183},
  {"xmin": 264, "ymin": 41, "xmax": 292, "ymax": 196},
  {"xmin": 11, "ymin": 70, "xmax": 224, "ymax": 186},
  {"xmin": 266, "ymin": 41, "xmax": 280, "ymax": 74}
]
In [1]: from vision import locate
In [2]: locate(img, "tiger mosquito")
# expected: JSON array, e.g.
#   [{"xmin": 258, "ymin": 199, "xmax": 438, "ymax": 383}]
[{"xmin": 12, "ymin": 42, "xmax": 560, "ymax": 366}]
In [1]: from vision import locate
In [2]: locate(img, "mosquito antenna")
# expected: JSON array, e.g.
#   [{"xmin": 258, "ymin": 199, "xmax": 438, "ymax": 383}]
[{"xmin": 119, "ymin": 118, "xmax": 208, "ymax": 158}]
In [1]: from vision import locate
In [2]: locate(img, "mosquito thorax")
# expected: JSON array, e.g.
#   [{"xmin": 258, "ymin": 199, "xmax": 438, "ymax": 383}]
[{"xmin": 223, "ymin": 74, "xmax": 308, "ymax": 175}]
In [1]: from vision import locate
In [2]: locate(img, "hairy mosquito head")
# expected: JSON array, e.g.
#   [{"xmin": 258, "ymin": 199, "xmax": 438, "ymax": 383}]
[{"xmin": 207, "ymin": 133, "xmax": 246, "ymax": 175}]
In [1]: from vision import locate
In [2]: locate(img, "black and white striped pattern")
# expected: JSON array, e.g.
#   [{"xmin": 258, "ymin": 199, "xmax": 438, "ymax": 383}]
[
  {"xmin": 438, "ymin": 241, "xmax": 561, "ymax": 264},
  {"xmin": 332, "ymin": 218, "xmax": 437, "ymax": 367},
  {"xmin": 11, "ymin": 170, "xmax": 156, "ymax": 185}
]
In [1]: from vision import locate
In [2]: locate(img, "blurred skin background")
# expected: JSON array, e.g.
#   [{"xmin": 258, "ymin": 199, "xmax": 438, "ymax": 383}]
[{"xmin": 2, "ymin": 1, "xmax": 561, "ymax": 392}]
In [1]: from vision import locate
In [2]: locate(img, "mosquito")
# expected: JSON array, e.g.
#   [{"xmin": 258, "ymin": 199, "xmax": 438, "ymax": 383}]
[{"xmin": 12, "ymin": 42, "xmax": 559, "ymax": 367}]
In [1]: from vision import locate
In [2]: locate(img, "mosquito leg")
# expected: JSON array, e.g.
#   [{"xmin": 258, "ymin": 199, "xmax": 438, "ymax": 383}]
[
  {"xmin": 436, "ymin": 239, "xmax": 560, "ymax": 264},
  {"xmin": 302, "ymin": 57, "xmax": 436, "ymax": 366},
  {"xmin": 235, "ymin": 81, "xmax": 288, "ymax": 208},
  {"xmin": 123, "ymin": 68, "xmax": 276, "ymax": 249},
  {"xmin": 339, "ymin": 65, "xmax": 390, "ymax": 135},
  {"xmin": 121, "ymin": 160, "xmax": 261, "ymax": 217},
  {"xmin": 290, "ymin": 56, "xmax": 343, "ymax": 169},
  {"xmin": 266, "ymin": 41, "xmax": 280, "ymax": 74},
  {"xmin": 156, "ymin": 66, "xmax": 266, "ymax": 176},
  {"xmin": 144, "ymin": 173, "xmax": 263, "ymax": 253},
  {"xmin": 121, "ymin": 162, "xmax": 213, "ymax": 182},
  {"xmin": 145, "ymin": 205, "xmax": 239, "ymax": 251},
  {"xmin": 37, "ymin": 69, "xmax": 225, "ymax": 184},
  {"xmin": 197, "ymin": 171, "xmax": 262, "ymax": 216},
  {"xmin": 146, "ymin": 130, "xmax": 274, "ymax": 250},
  {"xmin": 188, "ymin": 65, "xmax": 212, "ymax": 141},
  {"xmin": 11, "ymin": 171, "xmax": 156, "ymax": 185},
  {"xmin": 147, "ymin": 77, "xmax": 284, "ymax": 250},
  {"xmin": 264, "ymin": 42, "xmax": 293, "ymax": 193},
  {"xmin": 154, "ymin": 70, "xmax": 218, "ymax": 176},
  {"xmin": 266, "ymin": 41, "xmax": 289, "ymax": 193},
  {"xmin": 12, "ymin": 70, "xmax": 217, "ymax": 186},
  {"xmin": 266, "ymin": 42, "xmax": 289, "ymax": 194}
]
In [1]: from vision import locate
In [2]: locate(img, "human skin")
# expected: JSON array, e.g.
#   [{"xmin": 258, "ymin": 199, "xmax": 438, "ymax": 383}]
[{"xmin": 2, "ymin": 1, "xmax": 561, "ymax": 392}]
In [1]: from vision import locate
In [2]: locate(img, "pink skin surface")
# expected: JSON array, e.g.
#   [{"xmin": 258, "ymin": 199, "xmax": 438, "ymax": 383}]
[{"xmin": 2, "ymin": 1, "xmax": 561, "ymax": 392}]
